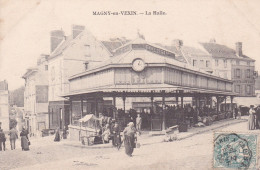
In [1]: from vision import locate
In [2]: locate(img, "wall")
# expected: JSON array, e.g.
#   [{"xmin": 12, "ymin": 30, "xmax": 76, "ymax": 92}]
[
  {"xmin": 212, "ymin": 58, "xmax": 232, "ymax": 80},
  {"xmin": 231, "ymin": 59, "xmax": 255, "ymax": 96},
  {"xmin": 48, "ymin": 57, "xmax": 64, "ymax": 101}
]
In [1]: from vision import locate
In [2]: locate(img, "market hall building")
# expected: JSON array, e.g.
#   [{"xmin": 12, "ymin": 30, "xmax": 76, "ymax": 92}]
[{"xmin": 62, "ymin": 38, "xmax": 235, "ymax": 141}]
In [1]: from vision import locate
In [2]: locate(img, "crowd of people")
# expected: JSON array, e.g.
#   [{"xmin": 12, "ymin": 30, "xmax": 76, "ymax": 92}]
[
  {"xmin": 0, "ymin": 126, "xmax": 30, "ymax": 151},
  {"xmin": 248, "ymin": 105, "xmax": 260, "ymax": 130}
]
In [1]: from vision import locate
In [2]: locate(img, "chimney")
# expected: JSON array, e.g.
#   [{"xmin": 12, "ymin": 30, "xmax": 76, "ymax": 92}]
[
  {"xmin": 50, "ymin": 30, "xmax": 65, "ymax": 52},
  {"xmin": 235, "ymin": 42, "xmax": 242, "ymax": 56},
  {"xmin": 209, "ymin": 38, "xmax": 216, "ymax": 43},
  {"xmin": 72, "ymin": 25, "xmax": 85, "ymax": 39},
  {"xmin": 172, "ymin": 39, "xmax": 183, "ymax": 50},
  {"xmin": 37, "ymin": 54, "xmax": 49, "ymax": 65}
]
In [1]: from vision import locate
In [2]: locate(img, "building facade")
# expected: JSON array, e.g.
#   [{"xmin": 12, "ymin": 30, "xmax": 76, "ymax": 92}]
[
  {"xmin": 200, "ymin": 40, "xmax": 256, "ymax": 96},
  {"xmin": 0, "ymin": 80, "xmax": 9, "ymax": 131},
  {"xmin": 63, "ymin": 37, "xmax": 234, "ymax": 140},
  {"xmin": 48, "ymin": 25, "xmax": 114, "ymax": 131},
  {"xmin": 22, "ymin": 55, "xmax": 49, "ymax": 136}
]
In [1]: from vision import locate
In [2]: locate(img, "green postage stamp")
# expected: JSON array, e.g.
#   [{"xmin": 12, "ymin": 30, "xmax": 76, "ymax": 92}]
[{"xmin": 213, "ymin": 132, "xmax": 258, "ymax": 169}]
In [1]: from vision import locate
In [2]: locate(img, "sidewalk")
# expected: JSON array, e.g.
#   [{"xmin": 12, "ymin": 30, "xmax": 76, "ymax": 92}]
[
  {"xmin": 61, "ymin": 117, "xmax": 247, "ymax": 148},
  {"xmin": 138, "ymin": 117, "xmax": 247, "ymax": 146}
]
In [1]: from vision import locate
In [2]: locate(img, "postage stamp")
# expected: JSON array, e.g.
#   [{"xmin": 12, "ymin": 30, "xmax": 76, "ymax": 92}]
[{"xmin": 213, "ymin": 132, "xmax": 257, "ymax": 169}]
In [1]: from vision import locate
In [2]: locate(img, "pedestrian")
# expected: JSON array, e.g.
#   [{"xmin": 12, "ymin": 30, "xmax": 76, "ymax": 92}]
[
  {"xmin": 234, "ymin": 107, "xmax": 238, "ymax": 119},
  {"xmin": 9, "ymin": 127, "xmax": 18, "ymax": 150},
  {"xmin": 112, "ymin": 122, "xmax": 121, "ymax": 149},
  {"xmin": 248, "ymin": 105, "xmax": 256, "ymax": 130},
  {"xmin": 102, "ymin": 124, "xmax": 111, "ymax": 143},
  {"xmin": 238, "ymin": 107, "xmax": 241, "ymax": 120},
  {"xmin": 20, "ymin": 127, "xmax": 30, "ymax": 151},
  {"xmin": 54, "ymin": 128, "xmax": 61, "ymax": 142},
  {"xmin": 123, "ymin": 122, "xmax": 139, "ymax": 157},
  {"xmin": 136, "ymin": 114, "xmax": 142, "ymax": 131},
  {"xmin": 0, "ymin": 129, "xmax": 6, "ymax": 151},
  {"xmin": 256, "ymin": 106, "xmax": 260, "ymax": 129}
]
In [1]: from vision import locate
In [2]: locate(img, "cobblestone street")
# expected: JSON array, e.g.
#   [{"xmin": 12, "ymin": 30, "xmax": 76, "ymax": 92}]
[
  {"xmin": 0, "ymin": 136, "xmax": 116, "ymax": 170},
  {"xmin": 1, "ymin": 118, "xmax": 259, "ymax": 170}
]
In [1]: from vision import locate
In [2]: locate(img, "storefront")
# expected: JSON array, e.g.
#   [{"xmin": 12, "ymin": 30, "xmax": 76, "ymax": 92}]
[{"xmin": 62, "ymin": 38, "xmax": 235, "ymax": 140}]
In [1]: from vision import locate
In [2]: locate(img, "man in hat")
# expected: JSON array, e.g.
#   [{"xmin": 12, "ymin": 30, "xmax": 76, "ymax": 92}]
[
  {"xmin": 9, "ymin": 127, "xmax": 18, "ymax": 150},
  {"xmin": 0, "ymin": 129, "xmax": 6, "ymax": 151}
]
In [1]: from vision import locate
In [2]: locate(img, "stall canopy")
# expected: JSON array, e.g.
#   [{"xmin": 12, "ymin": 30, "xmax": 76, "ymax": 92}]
[
  {"xmin": 79, "ymin": 114, "xmax": 100, "ymax": 130},
  {"xmin": 79, "ymin": 114, "xmax": 98, "ymax": 122}
]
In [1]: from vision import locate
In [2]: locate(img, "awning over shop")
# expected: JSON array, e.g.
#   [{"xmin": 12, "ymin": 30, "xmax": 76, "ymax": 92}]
[{"xmin": 234, "ymin": 97, "xmax": 260, "ymax": 107}]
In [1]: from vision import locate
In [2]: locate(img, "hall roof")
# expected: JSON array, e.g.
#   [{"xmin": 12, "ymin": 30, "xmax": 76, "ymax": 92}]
[{"xmin": 69, "ymin": 38, "xmax": 231, "ymax": 82}]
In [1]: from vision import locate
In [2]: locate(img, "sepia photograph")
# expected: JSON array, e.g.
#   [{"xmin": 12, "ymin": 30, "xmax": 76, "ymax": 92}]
[{"xmin": 0, "ymin": 0, "xmax": 260, "ymax": 169}]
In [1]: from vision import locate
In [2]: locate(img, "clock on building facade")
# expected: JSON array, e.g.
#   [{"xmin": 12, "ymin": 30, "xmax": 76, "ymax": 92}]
[{"xmin": 132, "ymin": 58, "xmax": 146, "ymax": 72}]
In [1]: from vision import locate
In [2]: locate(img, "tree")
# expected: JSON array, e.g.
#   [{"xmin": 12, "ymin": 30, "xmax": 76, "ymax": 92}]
[{"xmin": 9, "ymin": 86, "xmax": 25, "ymax": 107}]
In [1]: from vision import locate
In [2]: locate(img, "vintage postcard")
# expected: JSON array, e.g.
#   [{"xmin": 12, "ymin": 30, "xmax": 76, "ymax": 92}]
[{"xmin": 0, "ymin": 0, "xmax": 260, "ymax": 169}]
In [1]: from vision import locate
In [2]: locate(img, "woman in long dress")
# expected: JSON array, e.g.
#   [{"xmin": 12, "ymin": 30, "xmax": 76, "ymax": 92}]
[
  {"xmin": 54, "ymin": 128, "xmax": 61, "ymax": 142},
  {"xmin": 20, "ymin": 127, "xmax": 29, "ymax": 151},
  {"xmin": 123, "ymin": 122, "xmax": 138, "ymax": 157},
  {"xmin": 102, "ymin": 124, "xmax": 111, "ymax": 143},
  {"xmin": 248, "ymin": 105, "xmax": 256, "ymax": 130},
  {"xmin": 256, "ymin": 106, "xmax": 260, "ymax": 129}
]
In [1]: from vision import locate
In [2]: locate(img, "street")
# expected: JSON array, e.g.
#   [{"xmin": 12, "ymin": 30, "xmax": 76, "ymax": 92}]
[{"xmin": 1, "ymin": 119, "xmax": 259, "ymax": 170}]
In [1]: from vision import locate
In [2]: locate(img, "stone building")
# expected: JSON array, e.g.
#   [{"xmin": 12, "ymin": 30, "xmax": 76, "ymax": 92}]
[
  {"xmin": 47, "ymin": 25, "xmax": 119, "ymax": 131},
  {"xmin": 22, "ymin": 54, "xmax": 49, "ymax": 136},
  {"xmin": 0, "ymin": 80, "xmax": 9, "ymax": 131},
  {"xmin": 200, "ymin": 40, "xmax": 256, "ymax": 96}
]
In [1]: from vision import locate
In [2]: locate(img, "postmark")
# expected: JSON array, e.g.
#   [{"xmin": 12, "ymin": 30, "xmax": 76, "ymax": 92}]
[{"xmin": 213, "ymin": 132, "xmax": 257, "ymax": 169}]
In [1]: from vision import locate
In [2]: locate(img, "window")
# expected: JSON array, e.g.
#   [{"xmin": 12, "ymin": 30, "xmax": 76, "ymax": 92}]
[
  {"xmin": 45, "ymin": 65, "xmax": 48, "ymax": 71},
  {"xmin": 206, "ymin": 61, "xmax": 210, "ymax": 67},
  {"xmin": 84, "ymin": 62, "xmax": 89, "ymax": 70},
  {"xmin": 200, "ymin": 60, "xmax": 204, "ymax": 67},
  {"xmin": 235, "ymin": 85, "xmax": 240, "ymax": 93},
  {"xmin": 223, "ymin": 60, "xmax": 227, "ymax": 68},
  {"xmin": 246, "ymin": 69, "xmax": 250, "ymax": 78},
  {"xmin": 247, "ymin": 61, "xmax": 250, "ymax": 66},
  {"xmin": 193, "ymin": 60, "xmax": 197, "ymax": 66},
  {"xmin": 85, "ymin": 45, "xmax": 90, "ymax": 57},
  {"xmin": 246, "ymin": 85, "xmax": 251, "ymax": 95},
  {"xmin": 215, "ymin": 59, "xmax": 218, "ymax": 66},
  {"xmin": 236, "ymin": 60, "xmax": 240, "ymax": 65},
  {"xmin": 236, "ymin": 69, "xmax": 241, "ymax": 78}
]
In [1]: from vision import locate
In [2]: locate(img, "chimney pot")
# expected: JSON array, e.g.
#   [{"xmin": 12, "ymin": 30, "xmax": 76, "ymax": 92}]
[
  {"xmin": 172, "ymin": 39, "xmax": 183, "ymax": 50},
  {"xmin": 209, "ymin": 38, "xmax": 216, "ymax": 43},
  {"xmin": 235, "ymin": 42, "xmax": 242, "ymax": 56},
  {"xmin": 50, "ymin": 30, "xmax": 65, "ymax": 53}
]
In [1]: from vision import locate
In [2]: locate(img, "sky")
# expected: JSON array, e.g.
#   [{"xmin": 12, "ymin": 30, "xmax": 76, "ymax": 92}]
[{"xmin": 0, "ymin": 0, "xmax": 260, "ymax": 90}]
